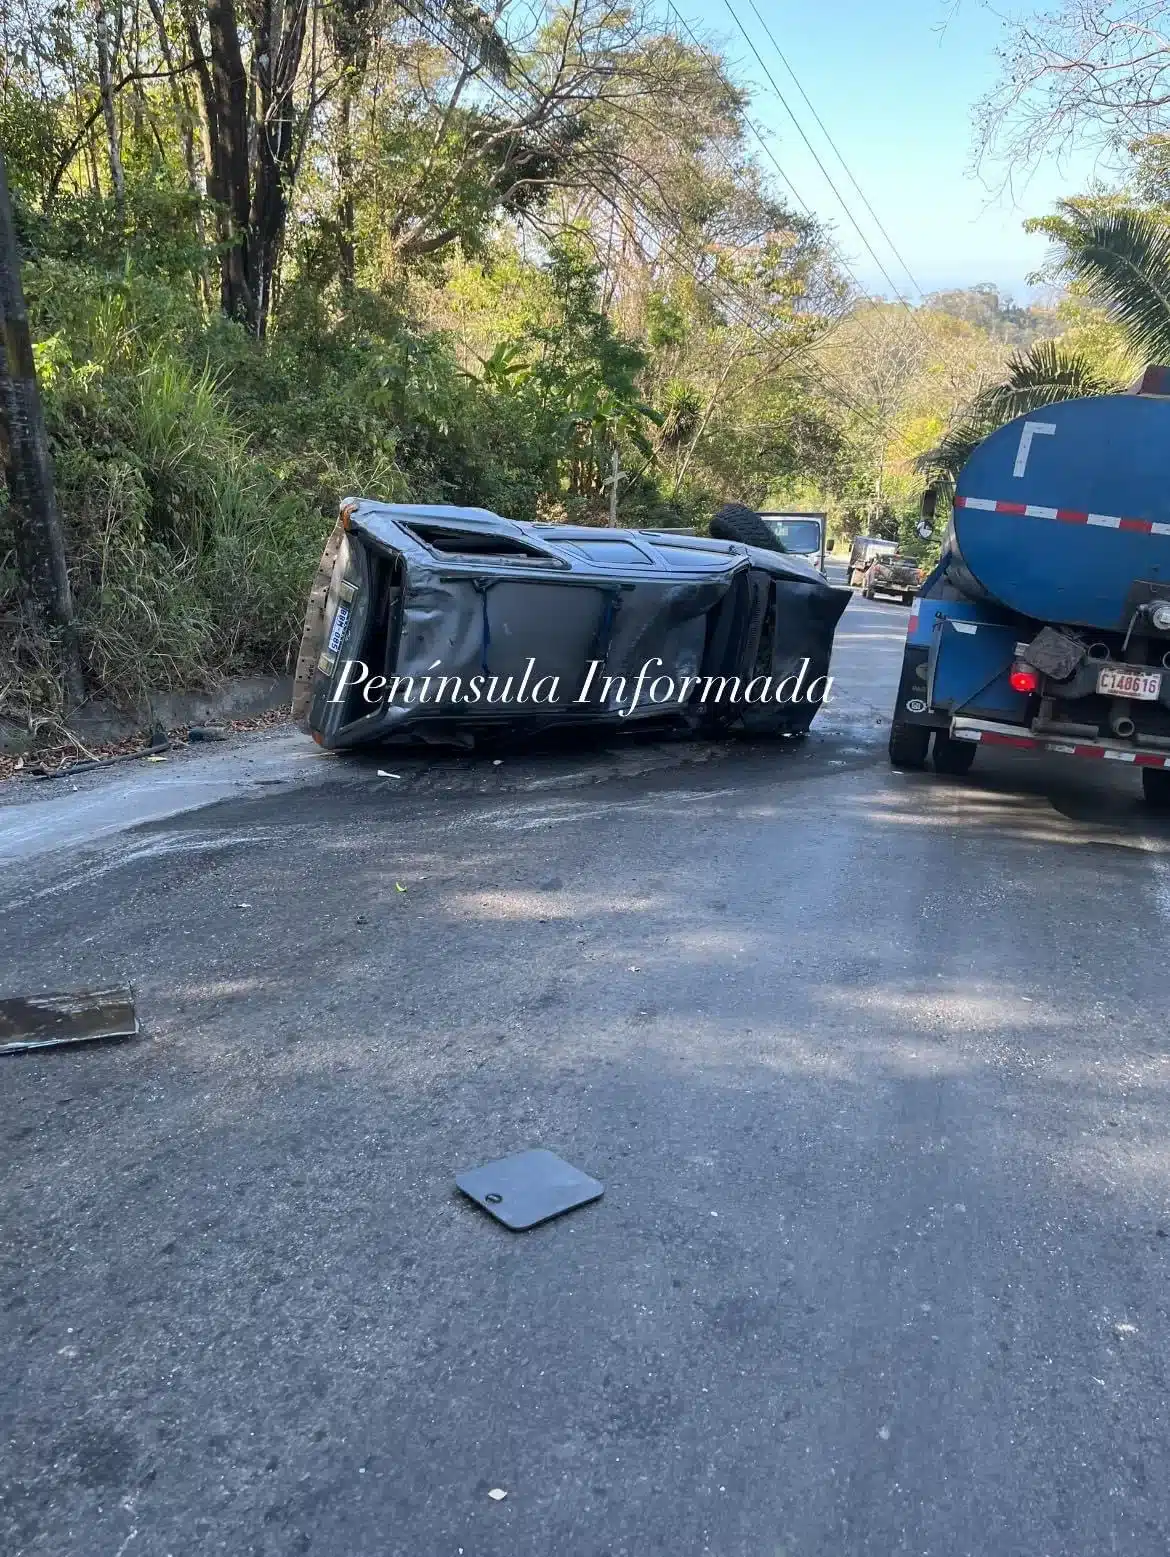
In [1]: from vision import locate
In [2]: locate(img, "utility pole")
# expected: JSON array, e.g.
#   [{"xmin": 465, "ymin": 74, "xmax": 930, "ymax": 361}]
[{"xmin": 0, "ymin": 145, "xmax": 84, "ymax": 707}]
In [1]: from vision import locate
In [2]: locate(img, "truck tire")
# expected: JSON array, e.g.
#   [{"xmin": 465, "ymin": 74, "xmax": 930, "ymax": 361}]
[
  {"xmin": 889, "ymin": 721, "xmax": 930, "ymax": 770},
  {"xmin": 932, "ymin": 731, "xmax": 977, "ymax": 776},
  {"xmin": 709, "ymin": 502, "xmax": 785, "ymax": 553},
  {"xmin": 1142, "ymin": 768, "xmax": 1170, "ymax": 808}
]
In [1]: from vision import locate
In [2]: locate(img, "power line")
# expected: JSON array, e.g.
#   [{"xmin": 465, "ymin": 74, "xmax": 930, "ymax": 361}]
[
  {"xmin": 717, "ymin": 0, "xmax": 929, "ymax": 337},
  {"xmin": 742, "ymin": 0, "xmax": 926, "ymax": 303}
]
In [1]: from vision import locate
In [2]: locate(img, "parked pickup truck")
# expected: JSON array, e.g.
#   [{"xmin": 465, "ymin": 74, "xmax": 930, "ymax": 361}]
[
  {"xmin": 861, "ymin": 553, "xmax": 922, "ymax": 605},
  {"xmin": 848, "ymin": 535, "xmax": 897, "ymax": 587}
]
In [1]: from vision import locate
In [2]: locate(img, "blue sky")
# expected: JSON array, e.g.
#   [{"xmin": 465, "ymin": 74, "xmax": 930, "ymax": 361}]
[{"xmin": 683, "ymin": 0, "xmax": 1103, "ymax": 303}]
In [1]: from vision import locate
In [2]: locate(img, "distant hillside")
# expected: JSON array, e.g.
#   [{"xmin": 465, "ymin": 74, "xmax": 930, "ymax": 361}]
[{"xmin": 924, "ymin": 284, "xmax": 1061, "ymax": 348}]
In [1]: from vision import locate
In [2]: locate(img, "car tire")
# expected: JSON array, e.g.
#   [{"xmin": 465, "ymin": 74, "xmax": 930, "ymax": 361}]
[
  {"xmin": 1142, "ymin": 768, "xmax": 1170, "ymax": 808},
  {"xmin": 709, "ymin": 502, "xmax": 786, "ymax": 553},
  {"xmin": 932, "ymin": 731, "xmax": 977, "ymax": 776},
  {"xmin": 889, "ymin": 721, "xmax": 930, "ymax": 770}
]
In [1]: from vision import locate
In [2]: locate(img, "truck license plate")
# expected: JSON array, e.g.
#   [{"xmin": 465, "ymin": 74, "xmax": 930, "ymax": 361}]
[{"xmin": 1097, "ymin": 666, "xmax": 1162, "ymax": 700}]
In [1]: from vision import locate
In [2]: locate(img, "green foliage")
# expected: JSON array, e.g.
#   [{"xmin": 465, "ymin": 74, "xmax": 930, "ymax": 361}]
[
  {"xmin": 918, "ymin": 340, "xmax": 1122, "ymax": 489},
  {"xmin": 1046, "ymin": 203, "xmax": 1170, "ymax": 367}
]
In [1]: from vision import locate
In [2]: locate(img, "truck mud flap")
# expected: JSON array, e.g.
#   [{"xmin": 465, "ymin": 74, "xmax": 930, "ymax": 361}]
[{"xmin": 892, "ymin": 643, "xmax": 940, "ymax": 727}]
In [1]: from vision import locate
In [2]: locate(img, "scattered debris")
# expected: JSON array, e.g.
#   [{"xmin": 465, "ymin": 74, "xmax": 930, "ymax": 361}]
[
  {"xmin": 188, "ymin": 725, "xmax": 228, "ymax": 742},
  {"xmin": 487, "ymin": 1488, "xmax": 508, "ymax": 1502},
  {"xmin": 0, "ymin": 985, "xmax": 139, "ymax": 1056},
  {"xmin": 456, "ymin": 1148, "xmax": 603, "ymax": 1230},
  {"xmin": 1, "ymin": 706, "xmax": 288, "ymax": 785},
  {"xmin": 1113, "ymin": 1322, "xmax": 1139, "ymax": 1338}
]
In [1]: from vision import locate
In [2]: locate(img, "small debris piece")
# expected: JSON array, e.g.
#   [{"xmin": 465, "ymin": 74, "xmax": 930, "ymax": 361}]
[
  {"xmin": 457, "ymin": 1148, "xmax": 603, "ymax": 1231},
  {"xmin": 235, "ymin": 903, "xmax": 253, "ymax": 909},
  {"xmin": 878, "ymin": 1425, "xmax": 891, "ymax": 1442},
  {"xmin": 0, "ymin": 986, "xmax": 138, "ymax": 1056},
  {"xmin": 377, "ymin": 770, "xmax": 401, "ymax": 778},
  {"xmin": 188, "ymin": 725, "xmax": 229, "ymax": 742},
  {"xmin": 488, "ymin": 1488, "xmax": 508, "ymax": 1501},
  {"xmin": 492, "ymin": 759, "xmax": 503, "ymax": 766},
  {"xmin": 1114, "ymin": 1322, "xmax": 1138, "ymax": 1337},
  {"xmin": 395, "ymin": 882, "xmax": 407, "ymax": 893},
  {"xmin": 146, "ymin": 755, "xmax": 168, "ymax": 763}
]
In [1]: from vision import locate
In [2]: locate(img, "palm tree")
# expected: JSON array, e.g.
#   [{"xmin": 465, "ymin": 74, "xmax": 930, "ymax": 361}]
[
  {"xmin": 918, "ymin": 338, "xmax": 1121, "ymax": 491},
  {"xmin": 918, "ymin": 202, "xmax": 1170, "ymax": 490}
]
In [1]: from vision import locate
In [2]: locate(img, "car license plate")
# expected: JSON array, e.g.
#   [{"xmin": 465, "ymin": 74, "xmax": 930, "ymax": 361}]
[
  {"xmin": 1097, "ymin": 665, "xmax": 1162, "ymax": 700},
  {"xmin": 327, "ymin": 603, "xmax": 350, "ymax": 655}
]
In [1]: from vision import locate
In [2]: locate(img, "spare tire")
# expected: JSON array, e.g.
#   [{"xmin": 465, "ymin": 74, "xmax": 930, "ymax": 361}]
[{"xmin": 709, "ymin": 502, "xmax": 787, "ymax": 554}]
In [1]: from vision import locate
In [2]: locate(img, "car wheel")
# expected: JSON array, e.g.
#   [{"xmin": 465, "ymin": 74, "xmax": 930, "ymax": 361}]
[
  {"xmin": 708, "ymin": 502, "xmax": 786, "ymax": 553},
  {"xmin": 933, "ymin": 732, "xmax": 977, "ymax": 776},
  {"xmin": 889, "ymin": 721, "xmax": 930, "ymax": 770},
  {"xmin": 1142, "ymin": 767, "xmax": 1170, "ymax": 808}
]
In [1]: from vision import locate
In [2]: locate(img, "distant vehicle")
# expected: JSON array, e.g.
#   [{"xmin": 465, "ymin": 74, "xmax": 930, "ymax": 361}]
[
  {"xmin": 861, "ymin": 553, "xmax": 922, "ymax": 605},
  {"xmin": 759, "ymin": 511, "xmax": 827, "ymax": 572},
  {"xmin": 848, "ymin": 535, "xmax": 897, "ymax": 587}
]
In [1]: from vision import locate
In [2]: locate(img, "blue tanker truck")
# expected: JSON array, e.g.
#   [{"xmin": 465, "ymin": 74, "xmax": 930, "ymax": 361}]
[{"xmin": 889, "ymin": 373, "xmax": 1170, "ymax": 806}]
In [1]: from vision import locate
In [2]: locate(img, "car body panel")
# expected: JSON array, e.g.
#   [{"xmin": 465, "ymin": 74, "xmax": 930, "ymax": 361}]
[{"xmin": 295, "ymin": 501, "xmax": 851, "ymax": 749}]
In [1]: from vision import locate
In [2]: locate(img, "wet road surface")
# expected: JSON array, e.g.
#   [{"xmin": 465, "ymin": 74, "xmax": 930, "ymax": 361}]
[{"xmin": 5, "ymin": 575, "xmax": 1170, "ymax": 1555}]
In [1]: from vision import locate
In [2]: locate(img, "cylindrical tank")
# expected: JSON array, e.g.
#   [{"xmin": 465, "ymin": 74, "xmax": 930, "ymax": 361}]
[{"xmin": 947, "ymin": 393, "xmax": 1170, "ymax": 630}]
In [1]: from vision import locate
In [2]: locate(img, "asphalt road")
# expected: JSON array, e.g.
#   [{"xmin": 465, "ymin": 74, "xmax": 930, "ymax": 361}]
[{"xmin": 6, "ymin": 571, "xmax": 1170, "ymax": 1556}]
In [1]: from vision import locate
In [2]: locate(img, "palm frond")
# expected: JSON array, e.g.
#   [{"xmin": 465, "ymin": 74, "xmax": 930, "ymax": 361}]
[
  {"xmin": 1054, "ymin": 203, "xmax": 1170, "ymax": 365},
  {"xmin": 974, "ymin": 337, "xmax": 1120, "ymax": 425},
  {"xmin": 916, "ymin": 341, "xmax": 1120, "ymax": 485}
]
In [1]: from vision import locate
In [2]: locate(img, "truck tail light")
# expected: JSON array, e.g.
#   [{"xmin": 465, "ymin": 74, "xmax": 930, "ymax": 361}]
[{"xmin": 1009, "ymin": 662, "xmax": 1039, "ymax": 694}]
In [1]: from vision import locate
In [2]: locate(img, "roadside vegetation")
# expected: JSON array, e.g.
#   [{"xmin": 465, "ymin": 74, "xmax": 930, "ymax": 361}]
[{"xmin": 0, "ymin": 0, "xmax": 1118, "ymax": 737}]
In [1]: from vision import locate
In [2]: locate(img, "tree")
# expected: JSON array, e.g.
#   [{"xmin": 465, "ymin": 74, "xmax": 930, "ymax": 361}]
[
  {"xmin": 918, "ymin": 338, "xmax": 1121, "ymax": 489},
  {"xmin": 920, "ymin": 198, "xmax": 1170, "ymax": 490},
  {"xmin": 0, "ymin": 146, "xmax": 84, "ymax": 706},
  {"xmin": 977, "ymin": 0, "xmax": 1170, "ymax": 175}
]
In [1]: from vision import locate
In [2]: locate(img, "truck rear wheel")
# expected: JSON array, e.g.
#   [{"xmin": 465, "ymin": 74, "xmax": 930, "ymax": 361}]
[
  {"xmin": 932, "ymin": 731, "xmax": 977, "ymax": 776},
  {"xmin": 889, "ymin": 721, "xmax": 930, "ymax": 770},
  {"xmin": 1141, "ymin": 767, "xmax": 1170, "ymax": 808}
]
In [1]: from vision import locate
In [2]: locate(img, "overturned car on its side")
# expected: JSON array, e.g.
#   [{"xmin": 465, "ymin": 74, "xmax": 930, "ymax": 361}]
[{"xmin": 293, "ymin": 501, "xmax": 851, "ymax": 750}]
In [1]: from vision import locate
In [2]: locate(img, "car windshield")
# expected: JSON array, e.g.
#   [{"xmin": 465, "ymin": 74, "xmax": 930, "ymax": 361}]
[{"xmin": 761, "ymin": 518, "xmax": 822, "ymax": 553}]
